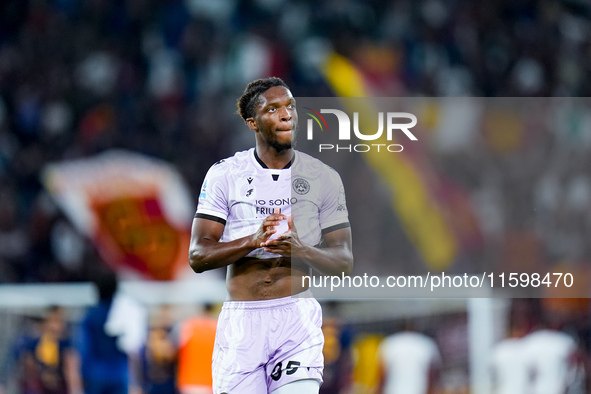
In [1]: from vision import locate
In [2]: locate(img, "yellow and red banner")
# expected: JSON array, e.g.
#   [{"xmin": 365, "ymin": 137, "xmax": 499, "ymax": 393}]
[
  {"xmin": 321, "ymin": 52, "xmax": 482, "ymax": 271},
  {"xmin": 43, "ymin": 150, "xmax": 193, "ymax": 280}
]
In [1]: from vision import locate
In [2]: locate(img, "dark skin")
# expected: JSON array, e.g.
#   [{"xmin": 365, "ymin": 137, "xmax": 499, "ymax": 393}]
[{"xmin": 189, "ymin": 86, "xmax": 353, "ymax": 301}]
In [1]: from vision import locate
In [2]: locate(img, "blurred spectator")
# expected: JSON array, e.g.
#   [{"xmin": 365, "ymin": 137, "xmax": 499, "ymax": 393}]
[
  {"xmin": 491, "ymin": 299, "xmax": 587, "ymax": 394},
  {"xmin": 490, "ymin": 298, "xmax": 538, "ymax": 393},
  {"xmin": 377, "ymin": 323, "xmax": 441, "ymax": 394},
  {"xmin": 174, "ymin": 303, "xmax": 217, "ymax": 394},
  {"xmin": 320, "ymin": 302, "xmax": 354, "ymax": 394},
  {"xmin": 490, "ymin": 337, "xmax": 529, "ymax": 394},
  {"xmin": 20, "ymin": 306, "xmax": 83, "ymax": 394},
  {"xmin": 0, "ymin": 315, "xmax": 42, "ymax": 394},
  {"xmin": 522, "ymin": 329, "xmax": 585, "ymax": 394},
  {"xmin": 75, "ymin": 269, "xmax": 142, "ymax": 394},
  {"xmin": 351, "ymin": 334, "xmax": 384, "ymax": 393},
  {"xmin": 139, "ymin": 305, "xmax": 177, "ymax": 394}
]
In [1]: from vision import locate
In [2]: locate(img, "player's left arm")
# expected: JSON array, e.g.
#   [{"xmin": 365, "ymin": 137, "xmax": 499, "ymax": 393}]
[{"xmin": 262, "ymin": 216, "xmax": 353, "ymax": 276}]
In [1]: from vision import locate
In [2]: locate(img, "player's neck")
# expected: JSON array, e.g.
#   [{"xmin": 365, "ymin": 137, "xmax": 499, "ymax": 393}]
[{"xmin": 255, "ymin": 146, "xmax": 293, "ymax": 169}]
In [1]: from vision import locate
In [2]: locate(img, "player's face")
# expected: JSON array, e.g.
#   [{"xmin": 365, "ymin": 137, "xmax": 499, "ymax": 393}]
[{"xmin": 248, "ymin": 86, "xmax": 297, "ymax": 152}]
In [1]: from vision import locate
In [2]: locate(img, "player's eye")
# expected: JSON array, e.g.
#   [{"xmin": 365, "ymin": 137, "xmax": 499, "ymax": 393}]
[{"xmin": 268, "ymin": 107, "xmax": 277, "ymax": 112}]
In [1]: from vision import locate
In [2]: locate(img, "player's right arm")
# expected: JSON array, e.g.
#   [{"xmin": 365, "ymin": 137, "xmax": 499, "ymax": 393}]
[
  {"xmin": 190, "ymin": 160, "xmax": 286, "ymax": 273},
  {"xmin": 189, "ymin": 212, "xmax": 285, "ymax": 273}
]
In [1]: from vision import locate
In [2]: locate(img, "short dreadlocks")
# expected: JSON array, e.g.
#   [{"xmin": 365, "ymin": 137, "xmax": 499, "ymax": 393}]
[{"xmin": 237, "ymin": 77, "xmax": 289, "ymax": 121}]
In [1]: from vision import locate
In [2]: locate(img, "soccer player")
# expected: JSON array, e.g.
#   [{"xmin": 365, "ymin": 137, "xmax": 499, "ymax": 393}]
[
  {"xmin": 377, "ymin": 327, "xmax": 441, "ymax": 394},
  {"xmin": 189, "ymin": 77, "xmax": 353, "ymax": 394}
]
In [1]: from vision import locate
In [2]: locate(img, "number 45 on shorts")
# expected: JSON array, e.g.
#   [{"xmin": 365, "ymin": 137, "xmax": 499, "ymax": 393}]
[{"xmin": 271, "ymin": 361, "xmax": 301, "ymax": 381}]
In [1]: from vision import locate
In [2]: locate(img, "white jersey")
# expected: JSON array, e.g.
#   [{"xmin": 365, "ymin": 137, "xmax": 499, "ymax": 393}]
[
  {"xmin": 196, "ymin": 148, "xmax": 349, "ymax": 259},
  {"xmin": 490, "ymin": 338, "xmax": 529, "ymax": 394},
  {"xmin": 378, "ymin": 332, "xmax": 441, "ymax": 394},
  {"xmin": 522, "ymin": 330, "xmax": 583, "ymax": 394}
]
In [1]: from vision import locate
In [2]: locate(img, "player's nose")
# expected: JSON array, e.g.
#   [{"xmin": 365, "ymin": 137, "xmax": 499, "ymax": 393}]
[{"xmin": 279, "ymin": 107, "xmax": 292, "ymax": 122}]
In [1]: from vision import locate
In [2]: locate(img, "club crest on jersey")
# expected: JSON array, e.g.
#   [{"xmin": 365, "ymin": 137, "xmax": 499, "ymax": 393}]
[{"xmin": 293, "ymin": 178, "xmax": 310, "ymax": 195}]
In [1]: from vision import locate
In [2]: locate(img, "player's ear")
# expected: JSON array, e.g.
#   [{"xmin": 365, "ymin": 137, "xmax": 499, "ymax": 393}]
[{"xmin": 246, "ymin": 117, "xmax": 257, "ymax": 131}]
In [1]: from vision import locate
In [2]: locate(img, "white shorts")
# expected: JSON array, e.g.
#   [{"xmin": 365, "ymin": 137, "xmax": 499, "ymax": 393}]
[{"xmin": 212, "ymin": 291, "xmax": 324, "ymax": 393}]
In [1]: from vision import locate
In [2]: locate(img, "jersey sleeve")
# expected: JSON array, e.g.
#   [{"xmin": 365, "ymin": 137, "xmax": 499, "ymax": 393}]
[
  {"xmin": 319, "ymin": 167, "xmax": 350, "ymax": 235},
  {"xmin": 195, "ymin": 162, "xmax": 229, "ymax": 225}
]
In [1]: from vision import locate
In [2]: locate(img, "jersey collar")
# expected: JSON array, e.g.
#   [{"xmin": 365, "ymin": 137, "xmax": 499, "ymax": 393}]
[{"xmin": 253, "ymin": 149, "xmax": 294, "ymax": 169}]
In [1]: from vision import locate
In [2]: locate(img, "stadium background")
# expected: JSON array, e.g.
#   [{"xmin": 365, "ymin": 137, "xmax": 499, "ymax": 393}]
[{"xmin": 1, "ymin": 0, "xmax": 591, "ymax": 393}]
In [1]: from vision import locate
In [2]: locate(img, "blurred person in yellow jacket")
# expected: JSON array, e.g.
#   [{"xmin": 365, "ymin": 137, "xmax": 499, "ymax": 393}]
[{"xmin": 22, "ymin": 306, "xmax": 83, "ymax": 394}]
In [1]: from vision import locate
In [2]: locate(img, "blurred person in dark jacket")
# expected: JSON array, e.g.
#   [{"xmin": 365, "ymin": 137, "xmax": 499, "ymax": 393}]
[
  {"xmin": 139, "ymin": 305, "xmax": 177, "ymax": 394},
  {"xmin": 75, "ymin": 269, "xmax": 140, "ymax": 394}
]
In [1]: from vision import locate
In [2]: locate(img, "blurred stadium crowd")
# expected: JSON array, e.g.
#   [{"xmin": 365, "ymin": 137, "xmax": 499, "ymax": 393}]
[{"xmin": 1, "ymin": 0, "xmax": 591, "ymax": 283}]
